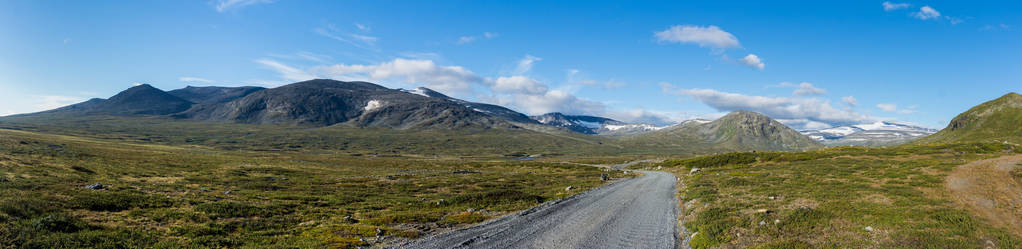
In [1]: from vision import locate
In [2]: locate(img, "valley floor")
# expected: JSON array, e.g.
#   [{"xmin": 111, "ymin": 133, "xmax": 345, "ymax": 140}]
[{"xmin": 0, "ymin": 128, "xmax": 633, "ymax": 248}]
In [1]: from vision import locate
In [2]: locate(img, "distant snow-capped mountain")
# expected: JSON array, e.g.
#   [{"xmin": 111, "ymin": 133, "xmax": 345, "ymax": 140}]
[
  {"xmin": 530, "ymin": 112, "xmax": 664, "ymax": 136},
  {"xmin": 800, "ymin": 121, "xmax": 938, "ymax": 146}
]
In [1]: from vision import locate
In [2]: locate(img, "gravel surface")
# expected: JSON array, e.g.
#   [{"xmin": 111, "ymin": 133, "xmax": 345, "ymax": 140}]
[{"xmin": 395, "ymin": 171, "xmax": 681, "ymax": 249}]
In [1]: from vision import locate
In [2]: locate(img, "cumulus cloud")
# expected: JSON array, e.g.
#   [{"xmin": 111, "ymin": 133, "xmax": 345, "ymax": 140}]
[
  {"xmin": 680, "ymin": 88, "xmax": 874, "ymax": 127},
  {"xmin": 215, "ymin": 0, "xmax": 275, "ymax": 12},
  {"xmin": 913, "ymin": 6, "xmax": 941, "ymax": 20},
  {"xmin": 876, "ymin": 103, "xmax": 897, "ymax": 112},
  {"xmin": 842, "ymin": 96, "xmax": 858, "ymax": 107},
  {"xmin": 606, "ymin": 109, "xmax": 689, "ymax": 126},
  {"xmin": 499, "ymin": 90, "xmax": 605, "ymax": 116},
  {"xmin": 493, "ymin": 76, "xmax": 548, "ymax": 95},
  {"xmin": 882, "ymin": 1, "xmax": 910, "ymax": 11},
  {"xmin": 179, "ymin": 77, "xmax": 214, "ymax": 83},
  {"xmin": 790, "ymin": 82, "xmax": 825, "ymax": 96},
  {"xmin": 739, "ymin": 54, "xmax": 765, "ymax": 70},
  {"xmin": 655, "ymin": 25, "xmax": 740, "ymax": 49},
  {"xmin": 313, "ymin": 58, "xmax": 484, "ymax": 95}
]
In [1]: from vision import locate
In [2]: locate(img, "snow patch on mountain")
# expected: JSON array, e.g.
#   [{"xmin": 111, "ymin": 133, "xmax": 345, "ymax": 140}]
[{"xmin": 364, "ymin": 100, "xmax": 384, "ymax": 111}]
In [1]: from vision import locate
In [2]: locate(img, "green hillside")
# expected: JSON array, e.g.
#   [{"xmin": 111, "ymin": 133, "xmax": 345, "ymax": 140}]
[{"xmin": 916, "ymin": 93, "xmax": 1022, "ymax": 145}]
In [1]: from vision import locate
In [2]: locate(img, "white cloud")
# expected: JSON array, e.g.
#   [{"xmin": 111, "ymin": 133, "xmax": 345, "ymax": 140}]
[
  {"xmin": 606, "ymin": 109, "xmax": 688, "ymax": 126},
  {"xmin": 514, "ymin": 55, "xmax": 542, "ymax": 74},
  {"xmin": 456, "ymin": 32, "xmax": 498, "ymax": 45},
  {"xmin": 738, "ymin": 54, "xmax": 765, "ymax": 70},
  {"xmin": 655, "ymin": 25, "xmax": 740, "ymax": 49},
  {"xmin": 982, "ymin": 24, "xmax": 1011, "ymax": 31},
  {"xmin": 315, "ymin": 25, "xmax": 378, "ymax": 50},
  {"xmin": 493, "ymin": 76, "xmax": 548, "ymax": 95},
  {"xmin": 877, "ymin": 103, "xmax": 918, "ymax": 114},
  {"xmin": 456, "ymin": 36, "xmax": 477, "ymax": 45},
  {"xmin": 179, "ymin": 77, "xmax": 214, "ymax": 83},
  {"xmin": 255, "ymin": 59, "xmax": 316, "ymax": 82},
  {"xmin": 790, "ymin": 82, "xmax": 825, "ymax": 96},
  {"xmin": 215, "ymin": 0, "xmax": 275, "ymax": 12},
  {"xmin": 877, "ymin": 103, "xmax": 898, "ymax": 112},
  {"xmin": 842, "ymin": 96, "xmax": 857, "ymax": 107},
  {"xmin": 354, "ymin": 23, "xmax": 370, "ymax": 31},
  {"xmin": 499, "ymin": 90, "xmax": 606, "ymax": 116},
  {"xmin": 35, "ymin": 95, "xmax": 86, "ymax": 111},
  {"xmin": 913, "ymin": 6, "xmax": 941, "ymax": 20},
  {"xmin": 681, "ymin": 88, "xmax": 874, "ymax": 127},
  {"xmin": 312, "ymin": 58, "xmax": 484, "ymax": 95},
  {"xmin": 882, "ymin": 1, "xmax": 910, "ymax": 11}
]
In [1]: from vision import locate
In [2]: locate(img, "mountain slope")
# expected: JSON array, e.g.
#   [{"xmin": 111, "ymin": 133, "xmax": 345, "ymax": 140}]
[
  {"xmin": 402, "ymin": 87, "xmax": 537, "ymax": 124},
  {"xmin": 46, "ymin": 84, "xmax": 194, "ymax": 115},
  {"xmin": 625, "ymin": 110, "xmax": 822, "ymax": 152},
  {"xmin": 168, "ymin": 86, "xmax": 266, "ymax": 105},
  {"xmin": 530, "ymin": 112, "xmax": 662, "ymax": 135},
  {"xmin": 177, "ymin": 79, "xmax": 512, "ymax": 129},
  {"xmin": 916, "ymin": 92, "xmax": 1022, "ymax": 144}
]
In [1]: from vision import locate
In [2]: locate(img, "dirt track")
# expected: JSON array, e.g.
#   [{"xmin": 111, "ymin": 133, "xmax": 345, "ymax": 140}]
[
  {"xmin": 395, "ymin": 171, "xmax": 680, "ymax": 249},
  {"xmin": 947, "ymin": 154, "xmax": 1022, "ymax": 237}
]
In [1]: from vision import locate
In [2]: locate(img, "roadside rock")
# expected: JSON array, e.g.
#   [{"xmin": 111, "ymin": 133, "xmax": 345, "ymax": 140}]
[
  {"xmin": 565, "ymin": 186, "xmax": 573, "ymax": 191},
  {"xmin": 84, "ymin": 183, "xmax": 104, "ymax": 190},
  {"xmin": 690, "ymin": 168, "xmax": 701, "ymax": 174}
]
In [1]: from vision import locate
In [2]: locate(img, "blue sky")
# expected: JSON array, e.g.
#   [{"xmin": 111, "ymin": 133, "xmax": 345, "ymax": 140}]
[{"xmin": 1, "ymin": 1, "xmax": 1019, "ymax": 129}]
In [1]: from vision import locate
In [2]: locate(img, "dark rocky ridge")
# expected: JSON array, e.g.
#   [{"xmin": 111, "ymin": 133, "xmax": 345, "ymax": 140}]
[{"xmin": 47, "ymin": 84, "xmax": 194, "ymax": 115}]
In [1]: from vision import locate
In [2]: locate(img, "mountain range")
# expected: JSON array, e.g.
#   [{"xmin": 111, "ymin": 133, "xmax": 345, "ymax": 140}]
[
  {"xmin": 800, "ymin": 121, "xmax": 938, "ymax": 146},
  {"xmin": 35, "ymin": 79, "xmax": 1021, "ymax": 154}
]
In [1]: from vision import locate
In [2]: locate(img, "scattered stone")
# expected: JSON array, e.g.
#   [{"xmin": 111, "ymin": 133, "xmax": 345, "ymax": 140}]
[
  {"xmin": 376, "ymin": 228, "xmax": 385, "ymax": 237},
  {"xmin": 768, "ymin": 196, "xmax": 776, "ymax": 200},
  {"xmin": 565, "ymin": 186, "xmax": 574, "ymax": 191},
  {"xmin": 865, "ymin": 226, "xmax": 874, "ymax": 232},
  {"xmin": 84, "ymin": 183, "xmax": 104, "ymax": 190},
  {"xmin": 657, "ymin": 166, "xmax": 663, "ymax": 170},
  {"xmin": 0, "ymin": 177, "xmax": 9, "ymax": 183},
  {"xmin": 690, "ymin": 168, "xmax": 701, "ymax": 174},
  {"xmin": 467, "ymin": 208, "xmax": 476, "ymax": 212},
  {"xmin": 224, "ymin": 191, "xmax": 232, "ymax": 195},
  {"xmin": 690, "ymin": 232, "xmax": 699, "ymax": 238},
  {"xmin": 18, "ymin": 141, "xmax": 28, "ymax": 145},
  {"xmin": 452, "ymin": 170, "xmax": 482, "ymax": 174},
  {"xmin": 200, "ymin": 188, "xmax": 211, "ymax": 192},
  {"xmin": 600, "ymin": 174, "xmax": 609, "ymax": 181},
  {"xmin": 436, "ymin": 199, "xmax": 446, "ymax": 205},
  {"xmin": 774, "ymin": 219, "xmax": 781, "ymax": 224},
  {"xmin": 755, "ymin": 209, "xmax": 772, "ymax": 214},
  {"xmin": 48, "ymin": 144, "xmax": 63, "ymax": 149},
  {"xmin": 758, "ymin": 221, "xmax": 767, "ymax": 226},
  {"xmin": 299, "ymin": 220, "xmax": 317, "ymax": 226}
]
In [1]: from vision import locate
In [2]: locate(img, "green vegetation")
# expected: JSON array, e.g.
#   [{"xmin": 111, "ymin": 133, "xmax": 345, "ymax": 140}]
[
  {"xmin": 659, "ymin": 143, "xmax": 1022, "ymax": 248},
  {"xmin": 916, "ymin": 92, "xmax": 1022, "ymax": 145},
  {"xmin": 0, "ymin": 128, "xmax": 632, "ymax": 248}
]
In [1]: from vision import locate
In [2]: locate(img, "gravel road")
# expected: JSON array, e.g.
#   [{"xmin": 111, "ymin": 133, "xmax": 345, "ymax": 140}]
[{"xmin": 395, "ymin": 171, "xmax": 680, "ymax": 249}]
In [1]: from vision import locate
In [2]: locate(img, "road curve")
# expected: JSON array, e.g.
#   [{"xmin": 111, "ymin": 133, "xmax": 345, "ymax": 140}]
[{"xmin": 394, "ymin": 171, "xmax": 680, "ymax": 249}]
